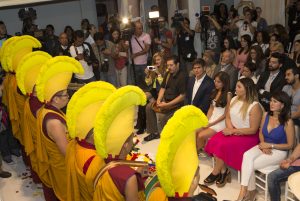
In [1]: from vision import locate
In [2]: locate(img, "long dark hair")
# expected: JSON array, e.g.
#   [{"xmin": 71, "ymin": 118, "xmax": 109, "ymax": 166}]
[
  {"xmin": 210, "ymin": 71, "xmax": 230, "ymax": 108},
  {"xmin": 109, "ymin": 28, "xmax": 121, "ymax": 44},
  {"xmin": 238, "ymin": 34, "xmax": 252, "ymax": 54},
  {"xmin": 247, "ymin": 45, "xmax": 265, "ymax": 64},
  {"xmin": 268, "ymin": 91, "xmax": 291, "ymax": 125}
]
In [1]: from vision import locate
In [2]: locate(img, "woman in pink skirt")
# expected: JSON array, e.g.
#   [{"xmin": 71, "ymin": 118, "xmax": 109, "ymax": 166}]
[{"xmin": 204, "ymin": 78, "xmax": 263, "ymax": 188}]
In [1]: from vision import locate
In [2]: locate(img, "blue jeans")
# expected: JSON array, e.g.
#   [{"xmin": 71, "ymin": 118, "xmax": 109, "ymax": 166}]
[
  {"xmin": 100, "ymin": 72, "xmax": 117, "ymax": 87},
  {"xmin": 133, "ymin": 64, "xmax": 147, "ymax": 89},
  {"xmin": 268, "ymin": 166, "xmax": 300, "ymax": 201}
]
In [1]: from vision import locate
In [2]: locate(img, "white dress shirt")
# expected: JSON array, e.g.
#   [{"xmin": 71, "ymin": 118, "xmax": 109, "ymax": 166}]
[{"xmin": 192, "ymin": 74, "xmax": 206, "ymax": 102}]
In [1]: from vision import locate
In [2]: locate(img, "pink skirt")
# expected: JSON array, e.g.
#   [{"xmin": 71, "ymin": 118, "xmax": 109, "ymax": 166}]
[{"xmin": 204, "ymin": 131, "xmax": 259, "ymax": 170}]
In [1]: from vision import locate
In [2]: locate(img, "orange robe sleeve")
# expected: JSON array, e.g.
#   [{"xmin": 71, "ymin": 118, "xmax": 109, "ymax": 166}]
[{"xmin": 147, "ymin": 187, "xmax": 168, "ymax": 201}]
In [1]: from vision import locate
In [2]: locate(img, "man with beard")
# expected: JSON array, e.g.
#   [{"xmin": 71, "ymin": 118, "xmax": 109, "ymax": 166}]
[
  {"xmin": 283, "ymin": 67, "xmax": 300, "ymax": 126},
  {"xmin": 257, "ymin": 52, "xmax": 286, "ymax": 111}
]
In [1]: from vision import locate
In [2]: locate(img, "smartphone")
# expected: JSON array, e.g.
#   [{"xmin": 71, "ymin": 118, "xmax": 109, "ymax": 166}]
[{"xmin": 147, "ymin": 66, "xmax": 156, "ymax": 71}]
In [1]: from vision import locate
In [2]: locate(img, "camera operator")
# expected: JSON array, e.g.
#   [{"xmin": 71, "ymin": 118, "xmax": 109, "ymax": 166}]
[
  {"xmin": 152, "ymin": 17, "xmax": 173, "ymax": 57},
  {"xmin": 196, "ymin": 13, "xmax": 222, "ymax": 62},
  {"xmin": 176, "ymin": 17, "xmax": 197, "ymax": 76},
  {"xmin": 94, "ymin": 32, "xmax": 117, "ymax": 86},
  {"xmin": 70, "ymin": 30, "xmax": 98, "ymax": 83}
]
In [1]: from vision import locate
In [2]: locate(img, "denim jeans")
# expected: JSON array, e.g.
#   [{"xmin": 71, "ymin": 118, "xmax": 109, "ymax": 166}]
[{"xmin": 268, "ymin": 166, "xmax": 300, "ymax": 201}]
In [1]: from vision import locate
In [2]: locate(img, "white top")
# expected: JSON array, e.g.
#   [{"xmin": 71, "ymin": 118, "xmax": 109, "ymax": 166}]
[
  {"xmin": 235, "ymin": 20, "xmax": 257, "ymax": 41},
  {"xmin": 192, "ymin": 75, "xmax": 206, "ymax": 102},
  {"xmin": 85, "ymin": 34, "xmax": 95, "ymax": 45},
  {"xmin": 69, "ymin": 44, "xmax": 94, "ymax": 80},
  {"xmin": 230, "ymin": 96, "xmax": 258, "ymax": 128},
  {"xmin": 131, "ymin": 32, "xmax": 151, "ymax": 65}
]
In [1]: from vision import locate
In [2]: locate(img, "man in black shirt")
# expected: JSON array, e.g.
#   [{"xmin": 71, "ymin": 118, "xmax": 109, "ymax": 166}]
[{"xmin": 144, "ymin": 55, "xmax": 187, "ymax": 141}]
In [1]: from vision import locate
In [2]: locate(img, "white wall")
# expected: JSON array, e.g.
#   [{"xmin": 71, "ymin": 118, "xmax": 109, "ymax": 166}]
[{"xmin": 0, "ymin": 0, "xmax": 98, "ymax": 35}]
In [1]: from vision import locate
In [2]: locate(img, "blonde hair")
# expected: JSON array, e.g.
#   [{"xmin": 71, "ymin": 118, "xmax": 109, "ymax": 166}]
[{"xmin": 231, "ymin": 78, "xmax": 258, "ymax": 120}]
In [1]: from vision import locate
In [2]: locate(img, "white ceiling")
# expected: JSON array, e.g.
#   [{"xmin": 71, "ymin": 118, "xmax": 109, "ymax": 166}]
[{"xmin": 0, "ymin": 0, "xmax": 55, "ymax": 7}]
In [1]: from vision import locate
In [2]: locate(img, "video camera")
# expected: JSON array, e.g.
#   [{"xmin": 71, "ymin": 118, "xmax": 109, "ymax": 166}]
[
  {"xmin": 171, "ymin": 10, "xmax": 185, "ymax": 29},
  {"xmin": 120, "ymin": 18, "xmax": 135, "ymax": 42},
  {"xmin": 18, "ymin": 8, "xmax": 36, "ymax": 21}
]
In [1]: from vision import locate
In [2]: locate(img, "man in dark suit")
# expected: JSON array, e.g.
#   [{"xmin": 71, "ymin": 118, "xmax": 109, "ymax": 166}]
[
  {"xmin": 213, "ymin": 50, "xmax": 238, "ymax": 92},
  {"xmin": 187, "ymin": 58, "xmax": 215, "ymax": 114},
  {"xmin": 257, "ymin": 52, "xmax": 286, "ymax": 111}
]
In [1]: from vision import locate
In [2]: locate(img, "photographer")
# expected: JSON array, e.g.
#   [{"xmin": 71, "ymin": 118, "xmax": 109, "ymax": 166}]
[
  {"xmin": 94, "ymin": 32, "xmax": 117, "ymax": 86},
  {"xmin": 176, "ymin": 17, "xmax": 197, "ymax": 76},
  {"xmin": 70, "ymin": 30, "xmax": 98, "ymax": 83}
]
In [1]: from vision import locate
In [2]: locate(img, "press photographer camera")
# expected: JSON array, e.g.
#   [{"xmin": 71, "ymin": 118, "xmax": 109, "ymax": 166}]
[{"xmin": 171, "ymin": 10, "xmax": 185, "ymax": 29}]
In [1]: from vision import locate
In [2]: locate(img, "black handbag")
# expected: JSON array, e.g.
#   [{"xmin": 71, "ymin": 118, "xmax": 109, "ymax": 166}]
[{"xmin": 192, "ymin": 184, "xmax": 217, "ymax": 201}]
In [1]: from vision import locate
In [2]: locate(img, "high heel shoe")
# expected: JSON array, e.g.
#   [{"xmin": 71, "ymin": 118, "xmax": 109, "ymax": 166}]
[
  {"xmin": 204, "ymin": 172, "xmax": 220, "ymax": 185},
  {"xmin": 216, "ymin": 168, "xmax": 231, "ymax": 187}
]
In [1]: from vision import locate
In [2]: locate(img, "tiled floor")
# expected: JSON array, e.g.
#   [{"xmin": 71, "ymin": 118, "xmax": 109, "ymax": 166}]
[{"xmin": 0, "ymin": 133, "xmax": 288, "ymax": 201}]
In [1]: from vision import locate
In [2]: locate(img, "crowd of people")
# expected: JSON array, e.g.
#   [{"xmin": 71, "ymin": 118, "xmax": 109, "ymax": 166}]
[{"xmin": 1, "ymin": 0, "xmax": 300, "ymax": 200}]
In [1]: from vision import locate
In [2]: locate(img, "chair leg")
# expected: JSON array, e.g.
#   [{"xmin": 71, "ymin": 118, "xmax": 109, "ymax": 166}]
[{"xmin": 265, "ymin": 174, "xmax": 268, "ymax": 201}]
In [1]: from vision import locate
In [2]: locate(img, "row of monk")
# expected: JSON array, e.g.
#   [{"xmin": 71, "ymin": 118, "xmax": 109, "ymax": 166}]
[{"xmin": 0, "ymin": 35, "xmax": 207, "ymax": 201}]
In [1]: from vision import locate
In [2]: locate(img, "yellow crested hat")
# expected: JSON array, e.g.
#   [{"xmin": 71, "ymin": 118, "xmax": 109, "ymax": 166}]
[
  {"xmin": 0, "ymin": 36, "xmax": 20, "ymax": 72},
  {"xmin": 66, "ymin": 81, "xmax": 116, "ymax": 140},
  {"xmin": 156, "ymin": 106, "xmax": 208, "ymax": 197},
  {"xmin": 36, "ymin": 56, "xmax": 84, "ymax": 103},
  {"xmin": 4, "ymin": 35, "xmax": 41, "ymax": 72},
  {"xmin": 94, "ymin": 86, "xmax": 146, "ymax": 159},
  {"xmin": 16, "ymin": 51, "xmax": 52, "ymax": 95}
]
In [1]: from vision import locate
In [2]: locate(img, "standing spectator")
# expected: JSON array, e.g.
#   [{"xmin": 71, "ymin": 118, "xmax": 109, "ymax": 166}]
[
  {"xmin": 214, "ymin": 2, "xmax": 228, "ymax": 32},
  {"xmin": 255, "ymin": 7, "xmax": 268, "ymax": 32},
  {"xmin": 205, "ymin": 14, "xmax": 222, "ymax": 62},
  {"xmin": 152, "ymin": 17, "xmax": 173, "ymax": 57},
  {"xmin": 234, "ymin": 34, "xmax": 251, "ymax": 70},
  {"xmin": 57, "ymin": 33, "xmax": 71, "ymax": 56},
  {"xmin": 144, "ymin": 55, "xmax": 186, "ymax": 142},
  {"xmin": 268, "ymin": 143, "xmax": 300, "ymax": 201},
  {"xmin": 204, "ymin": 78, "xmax": 262, "ymax": 187},
  {"xmin": 81, "ymin": 18, "xmax": 90, "ymax": 39},
  {"xmin": 0, "ymin": 21, "xmax": 11, "ymax": 48},
  {"xmin": 203, "ymin": 50, "xmax": 217, "ymax": 78},
  {"xmin": 177, "ymin": 17, "xmax": 196, "ymax": 74},
  {"xmin": 64, "ymin": 25, "xmax": 74, "ymax": 45},
  {"xmin": 70, "ymin": 30, "xmax": 97, "ymax": 83},
  {"xmin": 110, "ymin": 28, "xmax": 128, "ymax": 87},
  {"xmin": 237, "ymin": 91, "xmax": 294, "ymax": 201},
  {"xmin": 253, "ymin": 31, "xmax": 269, "ymax": 55},
  {"xmin": 186, "ymin": 58, "xmax": 215, "ymax": 114},
  {"xmin": 230, "ymin": 9, "xmax": 257, "ymax": 42},
  {"xmin": 213, "ymin": 50, "xmax": 238, "ymax": 92},
  {"xmin": 94, "ymin": 32, "xmax": 117, "ymax": 85},
  {"xmin": 42, "ymin": 24, "xmax": 60, "ymax": 56},
  {"xmin": 221, "ymin": 36, "xmax": 237, "ymax": 56},
  {"xmin": 196, "ymin": 71, "xmax": 231, "ymax": 151},
  {"xmin": 288, "ymin": 0, "xmax": 300, "ymax": 43},
  {"xmin": 247, "ymin": 45, "xmax": 266, "ymax": 78},
  {"xmin": 289, "ymin": 39, "xmax": 300, "ymax": 67},
  {"xmin": 283, "ymin": 67, "xmax": 300, "ymax": 127},
  {"xmin": 131, "ymin": 21, "xmax": 151, "ymax": 88},
  {"xmin": 257, "ymin": 53, "xmax": 286, "ymax": 111},
  {"xmin": 85, "ymin": 24, "xmax": 97, "ymax": 45}
]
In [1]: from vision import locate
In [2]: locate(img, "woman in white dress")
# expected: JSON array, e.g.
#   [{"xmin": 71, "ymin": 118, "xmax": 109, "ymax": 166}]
[{"xmin": 196, "ymin": 71, "xmax": 232, "ymax": 151}]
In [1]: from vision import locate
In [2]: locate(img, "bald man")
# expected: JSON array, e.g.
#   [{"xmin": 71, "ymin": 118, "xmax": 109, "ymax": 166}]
[{"xmin": 57, "ymin": 32, "xmax": 71, "ymax": 56}]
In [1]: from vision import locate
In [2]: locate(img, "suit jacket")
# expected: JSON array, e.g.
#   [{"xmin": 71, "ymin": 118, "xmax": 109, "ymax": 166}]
[
  {"xmin": 213, "ymin": 64, "xmax": 238, "ymax": 92},
  {"xmin": 186, "ymin": 75, "xmax": 215, "ymax": 114}
]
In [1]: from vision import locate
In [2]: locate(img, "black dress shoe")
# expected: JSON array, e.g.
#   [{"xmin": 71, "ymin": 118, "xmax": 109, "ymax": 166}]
[
  {"xmin": 144, "ymin": 133, "xmax": 159, "ymax": 141},
  {"xmin": 136, "ymin": 129, "xmax": 145, "ymax": 135},
  {"xmin": 204, "ymin": 172, "xmax": 220, "ymax": 185},
  {"xmin": 0, "ymin": 171, "xmax": 12, "ymax": 178}
]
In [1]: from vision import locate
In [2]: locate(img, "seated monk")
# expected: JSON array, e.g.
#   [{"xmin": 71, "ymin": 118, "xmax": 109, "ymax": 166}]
[
  {"xmin": 65, "ymin": 81, "xmax": 116, "ymax": 201},
  {"xmin": 35, "ymin": 56, "xmax": 84, "ymax": 201},
  {"xmin": 148, "ymin": 105, "xmax": 209, "ymax": 201},
  {"xmin": 92, "ymin": 86, "xmax": 147, "ymax": 201}
]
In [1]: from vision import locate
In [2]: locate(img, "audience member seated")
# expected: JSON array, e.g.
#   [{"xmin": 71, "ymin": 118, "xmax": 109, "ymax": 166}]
[
  {"xmin": 204, "ymin": 78, "xmax": 263, "ymax": 188},
  {"xmin": 203, "ymin": 50, "xmax": 217, "ymax": 78},
  {"xmin": 186, "ymin": 58, "xmax": 215, "ymax": 114},
  {"xmin": 144, "ymin": 55, "xmax": 186, "ymax": 142},
  {"xmin": 196, "ymin": 71, "xmax": 231, "ymax": 151},
  {"xmin": 70, "ymin": 30, "xmax": 97, "ymax": 83},
  {"xmin": 257, "ymin": 52, "xmax": 286, "ymax": 111},
  {"xmin": 253, "ymin": 30, "xmax": 269, "ymax": 55},
  {"xmin": 247, "ymin": 45, "xmax": 266, "ymax": 78},
  {"xmin": 145, "ymin": 52, "xmax": 166, "ymax": 101},
  {"xmin": 234, "ymin": 34, "xmax": 251, "ymax": 70},
  {"xmin": 42, "ymin": 24, "xmax": 60, "ymax": 57},
  {"xmin": 221, "ymin": 36, "xmax": 237, "ymax": 61},
  {"xmin": 283, "ymin": 67, "xmax": 300, "ymax": 127},
  {"xmin": 57, "ymin": 32, "xmax": 71, "ymax": 56},
  {"xmin": 213, "ymin": 50, "xmax": 238, "ymax": 92},
  {"xmin": 289, "ymin": 39, "xmax": 300, "ymax": 68},
  {"xmin": 268, "ymin": 142, "xmax": 300, "ymax": 201},
  {"xmin": 255, "ymin": 7, "xmax": 268, "ymax": 32},
  {"xmin": 240, "ymin": 62, "xmax": 258, "ymax": 84},
  {"xmin": 237, "ymin": 91, "xmax": 294, "ymax": 201}
]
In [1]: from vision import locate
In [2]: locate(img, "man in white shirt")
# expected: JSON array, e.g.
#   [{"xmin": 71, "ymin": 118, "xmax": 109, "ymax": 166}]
[
  {"xmin": 70, "ymin": 30, "xmax": 97, "ymax": 83},
  {"xmin": 186, "ymin": 58, "xmax": 214, "ymax": 114}
]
